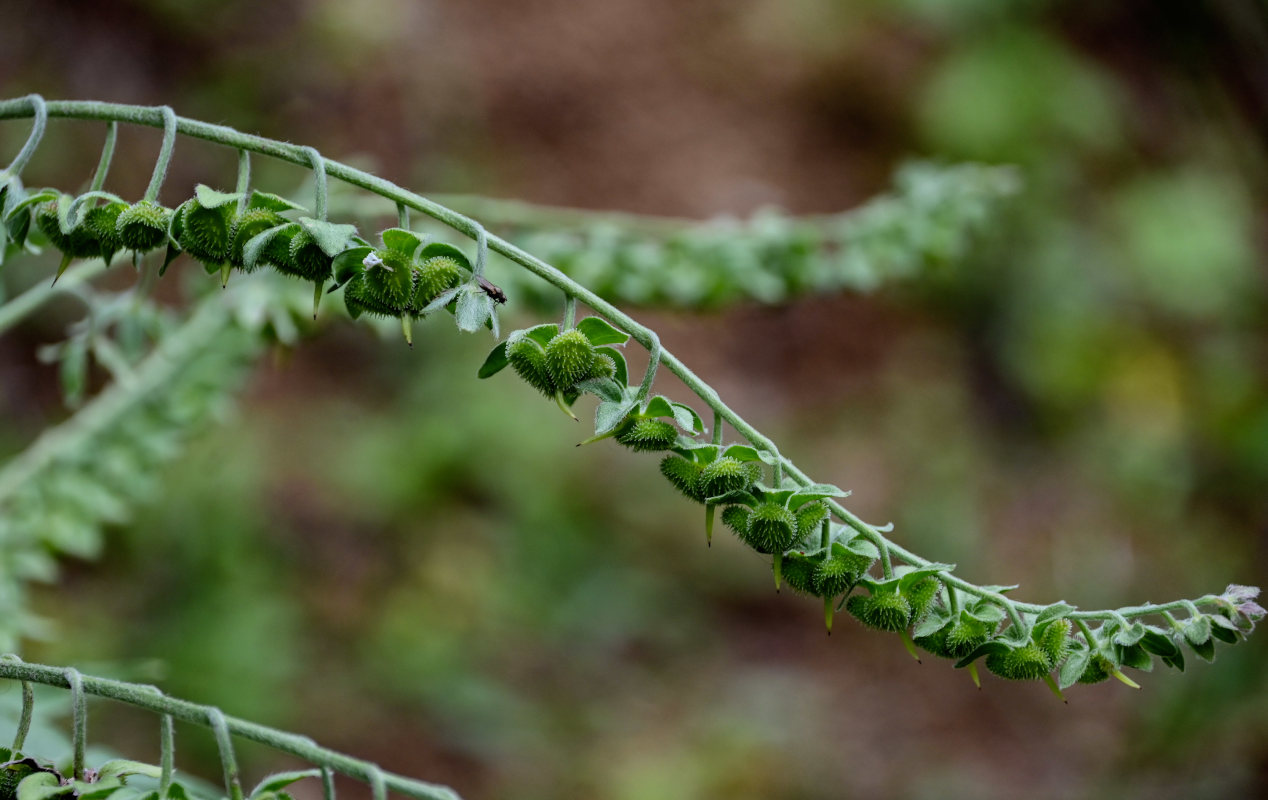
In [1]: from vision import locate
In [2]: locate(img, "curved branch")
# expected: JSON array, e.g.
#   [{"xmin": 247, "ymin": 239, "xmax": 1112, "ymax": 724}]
[
  {"xmin": 0, "ymin": 660, "xmax": 461, "ymax": 800},
  {"xmin": 0, "ymin": 99, "xmax": 1253, "ymax": 634}
]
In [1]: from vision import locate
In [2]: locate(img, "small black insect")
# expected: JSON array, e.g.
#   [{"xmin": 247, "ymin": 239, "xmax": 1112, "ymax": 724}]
[{"xmin": 475, "ymin": 275, "xmax": 507, "ymax": 304}]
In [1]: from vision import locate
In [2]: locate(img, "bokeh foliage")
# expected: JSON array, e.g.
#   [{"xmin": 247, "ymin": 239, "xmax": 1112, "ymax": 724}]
[{"xmin": 2, "ymin": 1, "xmax": 1266, "ymax": 799}]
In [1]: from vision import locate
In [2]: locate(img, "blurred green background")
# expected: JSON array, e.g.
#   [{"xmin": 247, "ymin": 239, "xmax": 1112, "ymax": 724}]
[{"xmin": 2, "ymin": 0, "xmax": 1267, "ymax": 798}]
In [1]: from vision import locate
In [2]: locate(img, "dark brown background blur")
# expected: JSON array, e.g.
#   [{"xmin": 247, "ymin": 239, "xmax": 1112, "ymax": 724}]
[{"xmin": 2, "ymin": 1, "xmax": 1268, "ymax": 798}]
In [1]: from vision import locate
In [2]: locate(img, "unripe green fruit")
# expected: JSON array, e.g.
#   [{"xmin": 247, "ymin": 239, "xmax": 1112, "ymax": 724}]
[
  {"xmin": 743, "ymin": 502, "xmax": 797, "ymax": 554},
  {"xmin": 847, "ymin": 590, "xmax": 912, "ymax": 632},
  {"xmin": 229, "ymin": 208, "xmax": 285, "ymax": 268},
  {"xmin": 720, "ymin": 504, "xmax": 751, "ymax": 535},
  {"xmin": 361, "ymin": 248, "xmax": 414, "ymax": 306},
  {"xmin": 699, "ymin": 456, "xmax": 751, "ymax": 499},
  {"xmin": 614, "ymin": 417, "xmax": 678, "ymax": 451},
  {"xmin": 985, "ymin": 643, "xmax": 1052, "ymax": 681},
  {"xmin": 814, "ymin": 550, "xmax": 867, "ymax": 597},
  {"xmin": 414, "ymin": 255, "xmax": 462, "ymax": 304},
  {"xmin": 83, "ymin": 203, "xmax": 126, "ymax": 259},
  {"xmin": 36, "ymin": 200, "xmax": 101, "ymax": 259},
  {"xmin": 544, "ymin": 329, "xmax": 596, "ymax": 389},
  {"xmin": 1037, "ymin": 619, "xmax": 1072, "ymax": 664},
  {"xmin": 507, "ymin": 336, "xmax": 555, "ymax": 397},
  {"xmin": 587, "ymin": 353, "xmax": 616, "ymax": 381},
  {"xmin": 904, "ymin": 576, "xmax": 941, "ymax": 622},
  {"xmin": 285, "ymin": 229, "xmax": 334, "ymax": 282},
  {"xmin": 795, "ymin": 502, "xmax": 829, "ymax": 537},
  {"xmin": 660, "ymin": 455, "xmax": 705, "ymax": 502},
  {"xmin": 343, "ymin": 273, "xmax": 402, "ymax": 319},
  {"xmin": 179, "ymin": 199, "xmax": 234, "ymax": 263},
  {"xmin": 915, "ymin": 618, "xmax": 991, "ymax": 660},
  {"xmin": 115, "ymin": 201, "xmax": 171, "ymax": 252},
  {"xmin": 779, "ymin": 552, "xmax": 819, "ymax": 595}
]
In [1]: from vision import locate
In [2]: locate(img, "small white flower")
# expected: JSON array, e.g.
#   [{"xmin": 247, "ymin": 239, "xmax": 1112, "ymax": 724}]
[{"xmin": 362, "ymin": 252, "xmax": 392, "ymax": 272}]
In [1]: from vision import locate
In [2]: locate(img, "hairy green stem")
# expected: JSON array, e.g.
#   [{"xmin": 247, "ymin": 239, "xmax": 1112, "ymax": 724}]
[
  {"xmin": 562, "ymin": 295, "xmax": 576, "ymax": 330},
  {"xmin": 88, "ymin": 121, "xmax": 117, "ymax": 194},
  {"xmin": 235, "ymin": 149, "xmax": 251, "ymax": 211},
  {"xmin": 65, "ymin": 667, "xmax": 86, "ymax": 780},
  {"xmin": 208, "ymin": 707, "xmax": 245, "ymax": 800},
  {"xmin": 3, "ymin": 94, "xmax": 46, "ymax": 175},
  {"xmin": 0, "ymin": 661, "xmax": 461, "ymax": 800},
  {"xmin": 0, "ymin": 654, "xmax": 35, "ymax": 751},
  {"xmin": 160, "ymin": 714, "xmax": 174, "ymax": 795},
  {"xmin": 0, "ymin": 98, "xmax": 1241, "ymax": 628},
  {"xmin": 303, "ymin": 146, "xmax": 327, "ymax": 221},
  {"xmin": 322, "ymin": 766, "xmax": 336, "ymax": 800},
  {"xmin": 142, "ymin": 106, "xmax": 177, "ymax": 203}
]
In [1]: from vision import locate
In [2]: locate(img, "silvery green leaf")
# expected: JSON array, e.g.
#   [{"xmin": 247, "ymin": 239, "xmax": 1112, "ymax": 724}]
[
  {"xmin": 670, "ymin": 402, "xmax": 703, "ymax": 434},
  {"xmin": 1058, "ymin": 644, "xmax": 1091, "ymax": 690},
  {"xmin": 242, "ymin": 223, "xmax": 296, "ymax": 270},
  {"xmin": 1112, "ymin": 621, "xmax": 1146, "ymax": 647},
  {"xmin": 421, "ymin": 286, "xmax": 461, "ymax": 315},
  {"xmin": 96, "ymin": 760, "xmax": 163, "ymax": 781},
  {"xmin": 595, "ymin": 397, "xmax": 637, "ymax": 436},
  {"xmin": 1034, "ymin": 602, "xmax": 1075, "ymax": 627},
  {"xmin": 297, "ymin": 217, "xmax": 358, "ymax": 256},
  {"xmin": 455, "ymin": 287, "xmax": 493, "ymax": 332},
  {"xmin": 193, "ymin": 184, "xmax": 243, "ymax": 209},
  {"xmin": 380, "ymin": 227, "xmax": 423, "ymax": 255},
  {"xmin": 249, "ymin": 770, "xmax": 321, "ymax": 799}
]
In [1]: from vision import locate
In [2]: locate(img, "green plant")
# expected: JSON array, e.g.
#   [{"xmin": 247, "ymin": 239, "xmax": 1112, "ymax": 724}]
[{"xmin": 0, "ymin": 95, "xmax": 1262, "ymax": 797}]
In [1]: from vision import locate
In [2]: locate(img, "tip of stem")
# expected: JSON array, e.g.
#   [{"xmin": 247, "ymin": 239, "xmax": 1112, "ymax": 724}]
[
  {"xmin": 1042, "ymin": 674, "xmax": 1067, "ymax": 704},
  {"xmin": 554, "ymin": 391, "xmax": 579, "ymax": 421},
  {"xmin": 1111, "ymin": 669, "xmax": 1142, "ymax": 690},
  {"xmin": 900, "ymin": 631, "xmax": 921, "ymax": 663}
]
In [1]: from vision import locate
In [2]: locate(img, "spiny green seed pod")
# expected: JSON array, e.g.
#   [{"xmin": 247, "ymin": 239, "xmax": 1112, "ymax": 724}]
[
  {"xmin": 362, "ymin": 248, "xmax": 414, "ymax": 306},
  {"xmin": 660, "ymin": 455, "xmax": 705, "ymax": 502},
  {"xmin": 83, "ymin": 203, "xmax": 126, "ymax": 259},
  {"xmin": 544, "ymin": 329, "xmax": 596, "ymax": 389},
  {"xmin": 720, "ymin": 504, "xmax": 751, "ymax": 535},
  {"xmin": 814, "ymin": 551, "xmax": 863, "ymax": 598},
  {"xmin": 1037, "ymin": 619, "xmax": 1072, "ymax": 665},
  {"xmin": 587, "ymin": 353, "xmax": 616, "ymax": 381},
  {"xmin": 179, "ymin": 199, "xmax": 234, "ymax": 263},
  {"xmin": 36, "ymin": 200, "xmax": 101, "ymax": 259},
  {"xmin": 285, "ymin": 228, "xmax": 334, "ymax": 282},
  {"xmin": 115, "ymin": 200, "xmax": 171, "ymax": 252},
  {"xmin": 1078, "ymin": 653, "xmax": 1113, "ymax": 684},
  {"xmin": 614, "ymin": 417, "xmax": 678, "ymax": 451},
  {"xmin": 946, "ymin": 620, "xmax": 991, "ymax": 653},
  {"xmin": 904, "ymin": 577, "xmax": 941, "ymax": 622},
  {"xmin": 795, "ymin": 502, "xmax": 829, "ymax": 538},
  {"xmin": 778, "ymin": 552, "xmax": 819, "ymax": 596},
  {"xmin": 507, "ymin": 336, "xmax": 556, "ymax": 397},
  {"xmin": 915, "ymin": 618, "xmax": 992, "ymax": 660},
  {"xmin": 699, "ymin": 456, "xmax": 752, "ymax": 499},
  {"xmin": 742, "ymin": 502, "xmax": 798, "ymax": 554},
  {"xmin": 229, "ymin": 208, "xmax": 285, "ymax": 268},
  {"xmin": 414, "ymin": 255, "xmax": 462, "ymax": 304},
  {"xmin": 847, "ymin": 590, "xmax": 912, "ymax": 633},
  {"xmin": 986, "ymin": 643, "xmax": 1053, "ymax": 681},
  {"xmin": 343, "ymin": 273, "xmax": 402, "ymax": 320}
]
